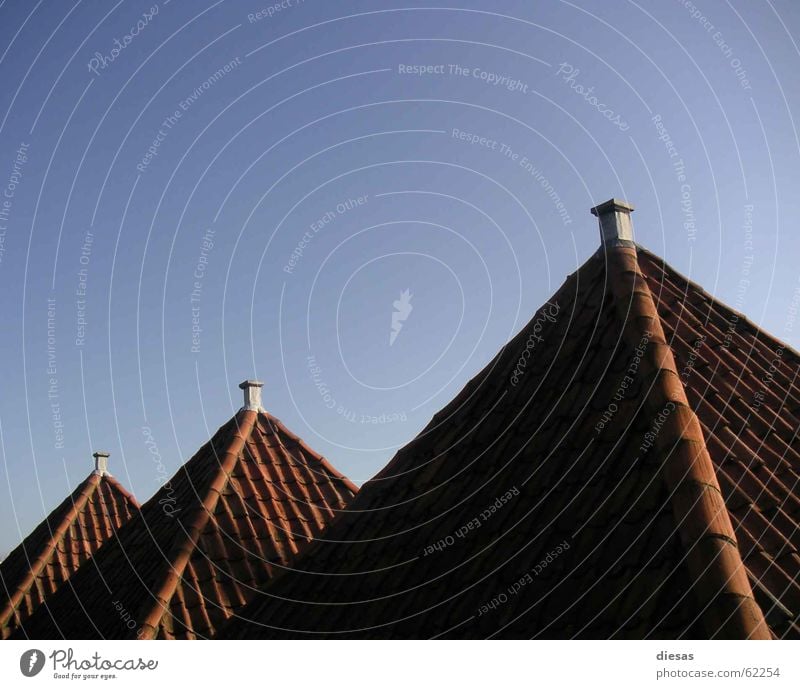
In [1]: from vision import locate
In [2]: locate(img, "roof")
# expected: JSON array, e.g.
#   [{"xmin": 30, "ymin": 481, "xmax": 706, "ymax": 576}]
[
  {"xmin": 15, "ymin": 409, "xmax": 358, "ymax": 639},
  {"xmin": 0, "ymin": 471, "xmax": 139, "ymax": 639},
  {"xmin": 220, "ymin": 243, "xmax": 799, "ymax": 640}
]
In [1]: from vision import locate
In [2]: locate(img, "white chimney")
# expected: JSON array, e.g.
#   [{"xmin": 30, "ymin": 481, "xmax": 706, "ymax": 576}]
[
  {"xmin": 239, "ymin": 380, "xmax": 264, "ymax": 412},
  {"xmin": 590, "ymin": 198, "xmax": 635, "ymax": 246},
  {"xmin": 93, "ymin": 451, "xmax": 110, "ymax": 476}
]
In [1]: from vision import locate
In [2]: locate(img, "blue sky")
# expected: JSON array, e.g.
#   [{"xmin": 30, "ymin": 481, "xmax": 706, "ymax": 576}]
[{"xmin": 1, "ymin": 0, "xmax": 799, "ymax": 557}]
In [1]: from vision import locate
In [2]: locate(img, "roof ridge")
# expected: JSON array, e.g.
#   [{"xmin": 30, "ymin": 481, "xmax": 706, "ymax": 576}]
[
  {"xmin": 606, "ymin": 245, "xmax": 770, "ymax": 639},
  {"xmin": 137, "ymin": 410, "xmax": 258, "ymax": 638},
  {"xmin": 0, "ymin": 473, "xmax": 101, "ymax": 631}
]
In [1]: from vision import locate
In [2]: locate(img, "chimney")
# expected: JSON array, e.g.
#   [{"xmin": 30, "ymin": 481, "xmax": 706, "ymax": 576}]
[
  {"xmin": 239, "ymin": 380, "xmax": 264, "ymax": 412},
  {"xmin": 590, "ymin": 198, "xmax": 635, "ymax": 246},
  {"xmin": 93, "ymin": 451, "xmax": 110, "ymax": 476}
]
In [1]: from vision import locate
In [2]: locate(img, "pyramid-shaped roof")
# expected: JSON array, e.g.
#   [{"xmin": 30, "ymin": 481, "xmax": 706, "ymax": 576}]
[
  {"xmin": 1, "ymin": 463, "xmax": 139, "ymax": 639},
  {"xmin": 16, "ymin": 390, "xmax": 358, "ymax": 639},
  {"xmin": 221, "ymin": 210, "xmax": 799, "ymax": 640}
]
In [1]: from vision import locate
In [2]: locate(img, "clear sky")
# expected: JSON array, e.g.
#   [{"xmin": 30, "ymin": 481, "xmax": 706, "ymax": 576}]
[{"xmin": 1, "ymin": 0, "xmax": 799, "ymax": 558}]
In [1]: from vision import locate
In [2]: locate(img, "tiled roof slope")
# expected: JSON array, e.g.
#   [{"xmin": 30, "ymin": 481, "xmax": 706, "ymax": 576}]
[
  {"xmin": 1, "ymin": 472, "xmax": 139, "ymax": 639},
  {"xmin": 221, "ymin": 244, "xmax": 798, "ymax": 640},
  {"xmin": 15, "ymin": 410, "xmax": 358, "ymax": 639}
]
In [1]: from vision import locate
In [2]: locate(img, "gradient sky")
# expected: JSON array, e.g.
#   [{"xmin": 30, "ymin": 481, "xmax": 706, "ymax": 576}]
[{"xmin": 1, "ymin": 0, "xmax": 799, "ymax": 557}]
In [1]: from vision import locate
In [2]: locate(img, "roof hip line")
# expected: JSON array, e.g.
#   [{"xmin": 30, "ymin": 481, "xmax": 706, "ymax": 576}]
[
  {"xmin": 0, "ymin": 474, "xmax": 101, "ymax": 631},
  {"xmin": 138, "ymin": 410, "xmax": 258, "ymax": 639},
  {"xmin": 606, "ymin": 246, "xmax": 771, "ymax": 640}
]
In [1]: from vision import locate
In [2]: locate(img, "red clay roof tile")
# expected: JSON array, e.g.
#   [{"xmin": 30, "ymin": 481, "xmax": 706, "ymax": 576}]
[
  {"xmin": 220, "ymin": 243, "xmax": 797, "ymax": 639},
  {"xmin": 0, "ymin": 472, "xmax": 139, "ymax": 639},
  {"xmin": 14, "ymin": 408, "xmax": 357, "ymax": 639}
]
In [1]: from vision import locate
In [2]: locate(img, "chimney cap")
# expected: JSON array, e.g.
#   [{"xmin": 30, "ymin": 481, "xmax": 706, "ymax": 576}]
[
  {"xmin": 238, "ymin": 379, "xmax": 264, "ymax": 390},
  {"xmin": 590, "ymin": 197, "xmax": 635, "ymax": 245},
  {"xmin": 93, "ymin": 451, "xmax": 110, "ymax": 476},
  {"xmin": 590, "ymin": 198, "xmax": 635, "ymax": 217},
  {"xmin": 239, "ymin": 380, "xmax": 264, "ymax": 412}
]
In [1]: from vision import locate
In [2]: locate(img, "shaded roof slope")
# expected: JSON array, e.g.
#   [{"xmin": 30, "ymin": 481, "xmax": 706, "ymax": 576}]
[
  {"xmin": 15, "ymin": 409, "xmax": 358, "ymax": 639},
  {"xmin": 1, "ymin": 471, "xmax": 139, "ymax": 639},
  {"xmin": 221, "ymin": 243, "xmax": 798, "ymax": 640}
]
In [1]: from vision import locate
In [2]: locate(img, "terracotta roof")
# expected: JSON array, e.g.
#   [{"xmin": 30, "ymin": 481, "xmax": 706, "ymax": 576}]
[
  {"xmin": 1, "ymin": 472, "xmax": 139, "ymax": 639},
  {"xmin": 13, "ymin": 408, "xmax": 357, "ymax": 639},
  {"xmin": 220, "ymin": 242, "xmax": 799, "ymax": 640}
]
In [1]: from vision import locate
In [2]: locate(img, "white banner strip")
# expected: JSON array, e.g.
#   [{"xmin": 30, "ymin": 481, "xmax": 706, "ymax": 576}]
[{"xmin": 0, "ymin": 640, "xmax": 796, "ymax": 688}]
